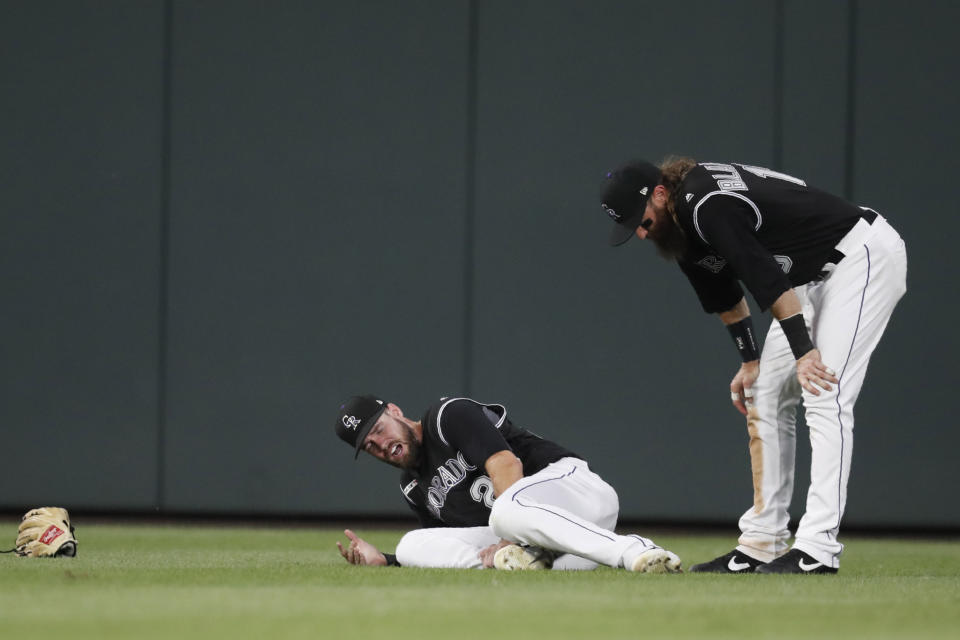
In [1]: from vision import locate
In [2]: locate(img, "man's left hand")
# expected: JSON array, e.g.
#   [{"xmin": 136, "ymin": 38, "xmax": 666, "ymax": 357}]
[
  {"xmin": 796, "ymin": 348, "xmax": 838, "ymax": 395},
  {"xmin": 336, "ymin": 529, "xmax": 387, "ymax": 566}
]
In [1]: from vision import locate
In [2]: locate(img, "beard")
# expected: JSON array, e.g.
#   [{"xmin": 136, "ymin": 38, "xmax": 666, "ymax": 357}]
[
  {"xmin": 649, "ymin": 212, "xmax": 688, "ymax": 261},
  {"xmin": 389, "ymin": 423, "xmax": 422, "ymax": 470}
]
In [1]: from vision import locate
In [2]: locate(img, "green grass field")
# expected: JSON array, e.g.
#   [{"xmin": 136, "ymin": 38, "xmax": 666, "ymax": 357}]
[{"xmin": 1, "ymin": 523, "xmax": 958, "ymax": 639}]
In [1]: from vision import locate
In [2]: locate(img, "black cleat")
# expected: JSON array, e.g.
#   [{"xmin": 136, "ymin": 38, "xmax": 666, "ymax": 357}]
[
  {"xmin": 689, "ymin": 549, "xmax": 765, "ymax": 574},
  {"xmin": 755, "ymin": 549, "xmax": 838, "ymax": 574}
]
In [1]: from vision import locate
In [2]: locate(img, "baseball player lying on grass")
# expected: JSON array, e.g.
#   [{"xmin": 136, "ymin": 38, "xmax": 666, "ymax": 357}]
[{"xmin": 334, "ymin": 394, "xmax": 681, "ymax": 572}]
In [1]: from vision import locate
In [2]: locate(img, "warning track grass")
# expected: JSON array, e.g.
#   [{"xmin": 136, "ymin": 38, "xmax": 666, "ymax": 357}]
[{"xmin": 1, "ymin": 524, "xmax": 958, "ymax": 639}]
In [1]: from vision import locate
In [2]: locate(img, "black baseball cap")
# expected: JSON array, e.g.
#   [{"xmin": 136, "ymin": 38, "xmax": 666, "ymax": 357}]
[
  {"xmin": 600, "ymin": 161, "xmax": 662, "ymax": 246},
  {"xmin": 335, "ymin": 394, "xmax": 388, "ymax": 459}
]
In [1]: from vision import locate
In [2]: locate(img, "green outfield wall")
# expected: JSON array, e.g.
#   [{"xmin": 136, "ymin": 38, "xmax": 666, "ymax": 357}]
[{"xmin": 2, "ymin": 0, "xmax": 956, "ymax": 527}]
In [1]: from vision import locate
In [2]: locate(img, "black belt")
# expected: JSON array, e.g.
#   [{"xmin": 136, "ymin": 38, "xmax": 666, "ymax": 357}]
[{"xmin": 818, "ymin": 210, "xmax": 878, "ymax": 278}]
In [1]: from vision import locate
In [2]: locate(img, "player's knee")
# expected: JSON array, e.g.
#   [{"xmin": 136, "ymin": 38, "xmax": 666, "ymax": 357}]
[
  {"xmin": 597, "ymin": 483, "xmax": 620, "ymax": 530},
  {"xmin": 488, "ymin": 496, "xmax": 523, "ymax": 540},
  {"xmin": 488, "ymin": 496, "xmax": 508, "ymax": 537}
]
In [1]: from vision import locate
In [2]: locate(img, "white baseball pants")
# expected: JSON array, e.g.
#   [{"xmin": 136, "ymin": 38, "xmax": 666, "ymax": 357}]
[
  {"xmin": 395, "ymin": 457, "xmax": 661, "ymax": 569},
  {"xmin": 736, "ymin": 214, "xmax": 907, "ymax": 568}
]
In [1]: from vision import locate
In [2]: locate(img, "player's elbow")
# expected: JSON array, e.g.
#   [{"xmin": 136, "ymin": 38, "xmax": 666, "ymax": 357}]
[{"xmin": 485, "ymin": 450, "xmax": 523, "ymax": 497}]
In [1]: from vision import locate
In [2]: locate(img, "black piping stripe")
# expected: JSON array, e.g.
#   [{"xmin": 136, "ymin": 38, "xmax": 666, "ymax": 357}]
[{"xmin": 832, "ymin": 243, "xmax": 871, "ymax": 554}]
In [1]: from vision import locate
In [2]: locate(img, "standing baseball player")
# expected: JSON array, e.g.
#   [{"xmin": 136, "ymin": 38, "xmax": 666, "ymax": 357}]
[
  {"xmin": 334, "ymin": 394, "xmax": 682, "ymax": 572},
  {"xmin": 598, "ymin": 158, "xmax": 906, "ymax": 574}
]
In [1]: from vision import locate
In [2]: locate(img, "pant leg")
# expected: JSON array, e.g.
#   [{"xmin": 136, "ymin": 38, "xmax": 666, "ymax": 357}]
[
  {"xmin": 394, "ymin": 526, "xmax": 499, "ymax": 568},
  {"xmin": 489, "ymin": 458, "xmax": 661, "ymax": 569},
  {"xmin": 736, "ymin": 316, "xmax": 802, "ymax": 562},
  {"xmin": 794, "ymin": 218, "xmax": 907, "ymax": 567}
]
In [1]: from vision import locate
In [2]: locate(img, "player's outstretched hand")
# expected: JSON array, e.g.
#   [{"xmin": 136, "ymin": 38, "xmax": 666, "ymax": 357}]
[
  {"xmin": 729, "ymin": 360, "xmax": 760, "ymax": 416},
  {"xmin": 796, "ymin": 348, "xmax": 838, "ymax": 395},
  {"xmin": 337, "ymin": 529, "xmax": 387, "ymax": 566}
]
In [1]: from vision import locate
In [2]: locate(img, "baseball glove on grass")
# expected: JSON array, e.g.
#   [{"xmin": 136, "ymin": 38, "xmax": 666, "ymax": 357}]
[{"xmin": 1, "ymin": 507, "xmax": 78, "ymax": 557}]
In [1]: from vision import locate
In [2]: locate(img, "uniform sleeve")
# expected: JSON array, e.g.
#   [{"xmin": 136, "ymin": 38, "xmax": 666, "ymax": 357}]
[
  {"xmin": 694, "ymin": 195, "xmax": 793, "ymax": 310},
  {"xmin": 678, "ymin": 259, "xmax": 744, "ymax": 314},
  {"xmin": 437, "ymin": 400, "xmax": 511, "ymax": 469}
]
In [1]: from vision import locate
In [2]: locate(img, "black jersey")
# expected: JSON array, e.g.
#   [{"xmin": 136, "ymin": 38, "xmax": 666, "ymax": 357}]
[
  {"xmin": 674, "ymin": 162, "xmax": 870, "ymax": 312},
  {"xmin": 398, "ymin": 397, "xmax": 580, "ymax": 528}
]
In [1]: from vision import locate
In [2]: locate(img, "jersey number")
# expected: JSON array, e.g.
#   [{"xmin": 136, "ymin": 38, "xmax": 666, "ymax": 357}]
[{"xmin": 470, "ymin": 476, "xmax": 495, "ymax": 508}]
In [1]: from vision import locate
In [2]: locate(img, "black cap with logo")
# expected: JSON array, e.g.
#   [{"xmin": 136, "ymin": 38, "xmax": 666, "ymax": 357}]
[
  {"xmin": 335, "ymin": 394, "xmax": 388, "ymax": 459},
  {"xmin": 600, "ymin": 161, "xmax": 662, "ymax": 246}
]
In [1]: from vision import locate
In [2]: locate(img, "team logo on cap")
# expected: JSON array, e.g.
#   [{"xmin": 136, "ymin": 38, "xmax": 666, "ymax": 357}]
[
  {"xmin": 342, "ymin": 415, "xmax": 362, "ymax": 430},
  {"xmin": 601, "ymin": 204, "xmax": 622, "ymax": 222}
]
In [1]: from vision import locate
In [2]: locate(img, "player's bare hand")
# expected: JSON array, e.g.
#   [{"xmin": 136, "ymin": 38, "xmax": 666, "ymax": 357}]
[
  {"xmin": 478, "ymin": 539, "xmax": 513, "ymax": 568},
  {"xmin": 729, "ymin": 360, "xmax": 760, "ymax": 416},
  {"xmin": 796, "ymin": 349, "xmax": 838, "ymax": 395},
  {"xmin": 336, "ymin": 529, "xmax": 387, "ymax": 566}
]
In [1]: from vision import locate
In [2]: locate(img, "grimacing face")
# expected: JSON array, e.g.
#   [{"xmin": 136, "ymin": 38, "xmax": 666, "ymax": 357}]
[{"xmin": 360, "ymin": 406, "xmax": 422, "ymax": 469}]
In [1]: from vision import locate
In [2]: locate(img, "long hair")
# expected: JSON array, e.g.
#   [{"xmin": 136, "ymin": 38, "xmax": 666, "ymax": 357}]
[{"xmin": 658, "ymin": 155, "xmax": 697, "ymax": 218}]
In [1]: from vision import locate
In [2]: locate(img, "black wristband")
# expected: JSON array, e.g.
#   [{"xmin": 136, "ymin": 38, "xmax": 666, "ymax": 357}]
[
  {"xmin": 779, "ymin": 313, "xmax": 815, "ymax": 359},
  {"xmin": 726, "ymin": 317, "xmax": 760, "ymax": 362},
  {"xmin": 383, "ymin": 553, "xmax": 401, "ymax": 567}
]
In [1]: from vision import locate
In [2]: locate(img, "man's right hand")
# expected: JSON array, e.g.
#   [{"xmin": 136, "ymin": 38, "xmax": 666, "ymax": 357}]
[
  {"xmin": 336, "ymin": 529, "xmax": 387, "ymax": 566},
  {"xmin": 730, "ymin": 360, "xmax": 760, "ymax": 416}
]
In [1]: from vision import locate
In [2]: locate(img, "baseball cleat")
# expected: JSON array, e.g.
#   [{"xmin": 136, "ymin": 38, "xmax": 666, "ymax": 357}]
[
  {"xmin": 493, "ymin": 544, "xmax": 556, "ymax": 570},
  {"xmin": 689, "ymin": 549, "xmax": 765, "ymax": 574},
  {"xmin": 755, "ymin": 549, "xmax": 838, "ymax": 574},
  {"xmin": 628, "ymin": 548, "xmax": 683, "ymax": 574}
]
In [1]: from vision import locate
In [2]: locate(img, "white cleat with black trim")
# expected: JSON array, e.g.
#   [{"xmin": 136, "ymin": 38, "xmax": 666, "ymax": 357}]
[
  {"xmin": 629, "ymin": 548, "xmax": 683, "ymax": 573},
  {"xmin": 493, "ymin": 544, "xmax": 556, "ymax": 570}
]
